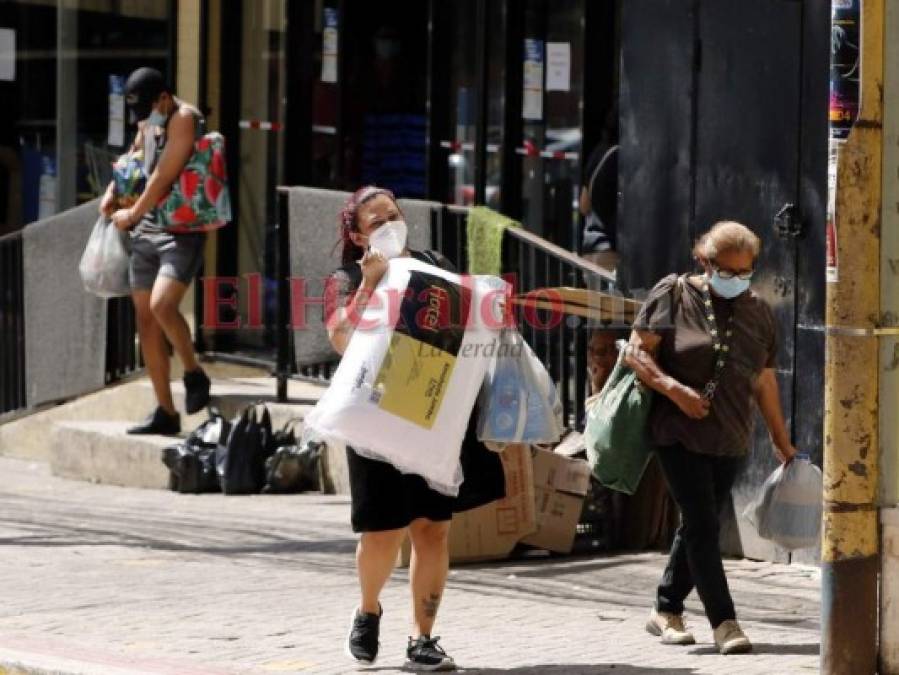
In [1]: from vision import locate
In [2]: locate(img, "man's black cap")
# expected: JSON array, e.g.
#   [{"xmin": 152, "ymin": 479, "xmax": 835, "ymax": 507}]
[{"xmin": 124, "ymin": 67, "xmax": 169, "ymax": 123}]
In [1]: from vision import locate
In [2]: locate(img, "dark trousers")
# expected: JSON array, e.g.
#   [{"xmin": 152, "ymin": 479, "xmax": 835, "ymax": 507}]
[{"xmin": 655, "ymin": 442, "xmax": 741, "ymax": 628}]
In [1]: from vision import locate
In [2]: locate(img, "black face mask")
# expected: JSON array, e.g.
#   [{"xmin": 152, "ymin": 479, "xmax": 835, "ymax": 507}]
[{"xmin": 125, "ymin": 94, "xmax": 153, "ymax": 124}]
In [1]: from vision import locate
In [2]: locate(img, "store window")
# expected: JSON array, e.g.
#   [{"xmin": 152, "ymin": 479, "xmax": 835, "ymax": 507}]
[
  {"xmin": 236, "ymin": 0, "xmax": 286, "ymax": 349},
  {"xmin": 308, "ymin": 0, "xmax": 429, "ymax": 196},
  {"xmin": 0, "ymin": 0, "xmax": 173, "ymax": 235},
  {"xmin": 441, "ymin": 0, "xmax": 505, "ymax": 209},
  {"xmin": 520, "ymin": 0, "xmax": 585, "ymax": 249}
]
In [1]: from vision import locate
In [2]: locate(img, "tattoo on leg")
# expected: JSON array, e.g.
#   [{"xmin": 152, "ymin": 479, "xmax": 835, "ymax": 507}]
[{"xmin": 422, "ymin": 593, "xmax": 441, "ymax": 619}]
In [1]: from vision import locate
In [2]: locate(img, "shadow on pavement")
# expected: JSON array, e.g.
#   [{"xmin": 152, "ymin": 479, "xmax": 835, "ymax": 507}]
[
  {"xmin": 366, "ymin": 667, "xmax": 695, "ymax": 674},
  {"xmin": 688, "ymin": 642, "xmax": 819, "ymax": 656}
]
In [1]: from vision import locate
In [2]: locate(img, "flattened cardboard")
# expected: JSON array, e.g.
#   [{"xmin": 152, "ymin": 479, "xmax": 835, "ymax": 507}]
[
  {"xmin": 521, "ymin": 448, "xmax": 592, "ymax": 554},
  {"xmin": 398, "ymin": 444, "xmax": 537, "ymax": 566}
]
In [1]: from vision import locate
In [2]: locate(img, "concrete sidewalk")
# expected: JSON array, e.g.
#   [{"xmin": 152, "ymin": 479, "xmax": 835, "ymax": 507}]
[{"xmin": 0, "ymin": 457, "xmax": 820, "ymax": 675}]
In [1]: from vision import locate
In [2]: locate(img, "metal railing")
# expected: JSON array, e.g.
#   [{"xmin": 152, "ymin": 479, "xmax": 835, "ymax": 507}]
[
  {"xmin": 431, "ymin": 205, "xmax": 619, "ymax": 426},
  {"xmin": 0, "ymin": 224, "xmax": 141, "ymax": 418},
  {"xmin": 0, "ymin": 231, "xmax": 26, "ymax": 416},
  {"xmin": 105, "ymin": 297, "xmax": 141, "ymax": 383},
  {"xmin": 274, "ymin": 191, "xmax": 620, "ymax": 428}
]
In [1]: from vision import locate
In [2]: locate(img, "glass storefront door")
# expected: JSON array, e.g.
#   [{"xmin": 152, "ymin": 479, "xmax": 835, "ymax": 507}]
[
  {"xmin": 438, "ymin": 0, "xmax": 506, "ymax": 209},
  {"xmin": 308, "ymin": 0, "xmax": 429, "ymax": 196},
  {"xmin": 0, "ymin": 0, "xmax": 173, "ymax": 234},
  {"xmin": 235, "ymin": 0, "xmax": 287, "ymax": 349},
  {"xmin": 519, "ymin": 0, "xmax": 585, "ymax": 249}
]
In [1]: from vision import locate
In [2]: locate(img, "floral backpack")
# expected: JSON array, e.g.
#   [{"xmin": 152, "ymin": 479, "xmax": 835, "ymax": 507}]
[{"xmin": 110, "ymin": 130, "xmax": 231, "ymax": 233}]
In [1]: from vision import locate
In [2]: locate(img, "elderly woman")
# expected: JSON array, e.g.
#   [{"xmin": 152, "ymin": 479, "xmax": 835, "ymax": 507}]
[
  {"xmin": 325, "ymin": 186, "xmax": 504, "ymax": 671},
  {"xmin": 625, "ymin": 221, "xmax": 796, "ymax": 655}
]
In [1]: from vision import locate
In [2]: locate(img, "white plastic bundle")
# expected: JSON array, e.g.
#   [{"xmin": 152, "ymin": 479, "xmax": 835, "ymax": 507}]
[
  {"xmin": 305, "ymin": 257, "xmax": 508, "ymax": 496},
  {"xmin": 743, "ymin": 455, "xmax": 823, "ymax": 551},
  {"xmin": 79, "ymin": 217, "xmax": 131, "ymax": 298}
]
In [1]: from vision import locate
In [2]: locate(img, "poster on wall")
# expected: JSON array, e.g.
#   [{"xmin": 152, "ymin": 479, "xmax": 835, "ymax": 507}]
[
  {"xmin": 523, "ymin": 38, "xmax": 544, "ymax": 121},
  {"xmin": 827, "ymin": 0, "xmax": 859, "ymax": 283},
  {"xmin": 0, "ymin": 28, "xmax": 15, "ymax": 82},
  {"xmin": 545, "ymin": 42, "xmax": 571, "ymax": 92},
  {"xmin": 829, "ymin": 0, "xmax": 859, "ymax": 142},
  {"xmin": 321, "ymin": 7, "xmax": 339, "ymax": 84},
  {"xmin": 108, "ymin": 75, "xmax": 126, "ymax": 148}
]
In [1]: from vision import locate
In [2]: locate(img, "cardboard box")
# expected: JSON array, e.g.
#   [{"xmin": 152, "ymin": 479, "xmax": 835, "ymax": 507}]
[
  {"xmin": 521, "ymin": 447, "xmax": 592, "ymax": 553},
  {"xmin": 399, "ymin": 443, "xmax": 537, "ymax": 566}
]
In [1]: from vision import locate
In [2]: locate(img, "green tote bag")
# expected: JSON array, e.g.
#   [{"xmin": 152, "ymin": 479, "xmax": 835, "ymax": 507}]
[{"xmin": 584, "ymin": 348, "xmax": 654, "ymax": 495}]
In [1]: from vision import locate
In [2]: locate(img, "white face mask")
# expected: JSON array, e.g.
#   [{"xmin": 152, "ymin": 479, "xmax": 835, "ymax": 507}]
[{"xmin": 368, "ymin": 220, "xmax": 408, "ymax": 259}]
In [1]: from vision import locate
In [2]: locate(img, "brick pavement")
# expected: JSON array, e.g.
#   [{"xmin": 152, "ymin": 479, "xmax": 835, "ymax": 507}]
[{"xmin": 0, "ymin": 458, "xmax": 820, "ymax": 675}]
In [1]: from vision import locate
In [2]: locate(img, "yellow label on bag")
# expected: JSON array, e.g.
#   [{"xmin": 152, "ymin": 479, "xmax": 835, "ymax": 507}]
[{"xmin": 372, "ymin": 332, "xmax": 456, "ymax": 429}]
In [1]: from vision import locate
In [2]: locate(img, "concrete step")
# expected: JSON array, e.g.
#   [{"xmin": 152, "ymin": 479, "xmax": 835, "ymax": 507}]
[
  {"xmin": 48, "ymin": 414, "xmax": 350, "ymax": 495},
  {"xmin": 0, "ymin": 364, "xmax": 351, "ymax": 494},
  {"xmin": 0, "ymin": 371, "xmax": 324, "ymax": 462},
  {"xmin": 43, "ymin": 388, "xmax": 353, "ymax": 495},
  {"xmin": 51, "ymin": 421, "xmax": 174, "ymax": 490}
]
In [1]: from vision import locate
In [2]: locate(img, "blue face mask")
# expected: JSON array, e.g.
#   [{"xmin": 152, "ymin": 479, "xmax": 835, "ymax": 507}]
[
  {"xmin": 708, "ymin": 272, "xmax": 751, "ymax": 299},
  {"xmin": 146, "ymin": 108, "xmax": 168, "ymax": 128}
]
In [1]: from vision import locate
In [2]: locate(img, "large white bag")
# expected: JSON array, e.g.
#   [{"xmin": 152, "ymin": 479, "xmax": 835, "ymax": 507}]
[
  {"xmin": 79, "ymin": 216, "xmax": 131, "ymax": 298},
  {"xmin": 743, "ymin": 455, "xmax": 822, "ymax": 551},
  {"xmin": 305, "ymin": 257, "xmax": 508, "ymax": 496}
]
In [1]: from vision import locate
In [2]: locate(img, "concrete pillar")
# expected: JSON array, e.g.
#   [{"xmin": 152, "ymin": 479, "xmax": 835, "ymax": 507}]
[
  {"xmin": 55, "ymin": 0, "xmax": 78, "ymax": 214},
  {"xmin": 176, "ymin": 0, "xmax": 203, "ymax": 335},
  {"xmin": 880, "ymin": 1, "xmax": 899, "ymax": 670},
  {"xmin": 822, "ymin": 1, "xmax": 883, "ymax": 673}
]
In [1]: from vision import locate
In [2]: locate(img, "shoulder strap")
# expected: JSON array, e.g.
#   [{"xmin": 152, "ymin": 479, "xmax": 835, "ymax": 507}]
[
  {"xmin": 673, "ymin": 274, "xmax": 685, "ymax": 308},
  {"xmin": 421, "ymin": 249, "xmax": 441, "ymax": 267},
  {"xmin": 587, "ymin": 145, "xmax": 618, "ymax": 197}
]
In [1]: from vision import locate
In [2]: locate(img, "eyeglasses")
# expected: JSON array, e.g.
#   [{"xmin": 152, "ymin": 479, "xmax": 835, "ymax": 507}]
[{"xmin": 712, "ymin": 264, "xmax": 754, "ymax": 281}]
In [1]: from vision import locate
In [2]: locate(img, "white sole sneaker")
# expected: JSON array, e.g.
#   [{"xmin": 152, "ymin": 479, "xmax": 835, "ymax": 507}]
[
  {"xmin": 645, "ymin": 620, "xmax": 696, "ymax": 645},
  {"xmin": 403, "ymin": 657, "xmax": 456, "ymax": 672}
]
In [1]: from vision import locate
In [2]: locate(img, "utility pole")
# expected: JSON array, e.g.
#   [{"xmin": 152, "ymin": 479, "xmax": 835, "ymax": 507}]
[{"xmin": 822, "ymin": 0, "xmax": 883, "ymax": 673}]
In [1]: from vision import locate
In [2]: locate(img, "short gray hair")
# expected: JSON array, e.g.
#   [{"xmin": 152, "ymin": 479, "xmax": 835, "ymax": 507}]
[{"xmin": 693, "ymin": 221, "xmax": 761, "ymax": 260}]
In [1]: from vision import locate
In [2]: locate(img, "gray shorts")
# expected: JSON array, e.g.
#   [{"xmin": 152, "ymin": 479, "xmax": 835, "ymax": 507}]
[{"xmin": 129, "ymin": 231, "xmax": 206, "ymax": 291}]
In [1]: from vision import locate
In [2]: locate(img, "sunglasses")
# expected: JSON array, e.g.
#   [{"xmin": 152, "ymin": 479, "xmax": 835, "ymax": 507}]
[{"xmin": 712, "ymin": 263, "xmax": 754, "ymax": 281}]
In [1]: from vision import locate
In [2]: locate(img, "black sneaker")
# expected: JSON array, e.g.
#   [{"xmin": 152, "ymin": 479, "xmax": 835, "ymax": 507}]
[
  {"xmin": 346, "ymin": 605, "xmax": 381, "ymax": 666},
  {"xmin": 405, "ymin": 635, "xmax": 455, "ymax": 672},
  {"xmin": 127, "ymin": 406, "xmax": 181, "ymax": 436},
  {"xmin": 183, "ymin": 368, "xmax": 211, "ymax": 414}
]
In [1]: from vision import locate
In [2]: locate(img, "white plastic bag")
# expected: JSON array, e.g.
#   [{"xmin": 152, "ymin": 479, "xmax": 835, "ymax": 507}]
[
  {"xmin": 477, "ymin": 329, "xmax": 564, "ymax": 445},
  {"xmin": 743, "ymin": 454, "xmax": 822, "ymax": 551},
  {"xmin": 304, "ymin": 257, "xmax": 508, "ymax": 496},
  {"xmin": 79, "ymin": 216, "xmax": 131, "ymax": 298}
]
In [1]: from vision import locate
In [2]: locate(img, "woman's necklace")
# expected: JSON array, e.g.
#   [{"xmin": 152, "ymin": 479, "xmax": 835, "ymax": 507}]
[{"xmin": 700, "ymin": 277, "xmax": 736, "ymax": 401}]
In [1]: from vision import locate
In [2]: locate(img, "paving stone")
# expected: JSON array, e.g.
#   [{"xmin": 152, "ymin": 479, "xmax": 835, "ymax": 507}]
[{"xmin": 0, "ymin": 458, "xmax": 820, "ymax": 674}]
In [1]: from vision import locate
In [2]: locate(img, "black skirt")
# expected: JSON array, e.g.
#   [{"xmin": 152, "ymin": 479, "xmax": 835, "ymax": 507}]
[{"xmin": 347, "ymin": 413, "xmax": 506, "ymax": 532}]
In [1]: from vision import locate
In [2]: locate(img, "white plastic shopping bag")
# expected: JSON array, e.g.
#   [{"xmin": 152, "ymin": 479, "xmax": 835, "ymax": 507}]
[
  {"xmin": 79, "ymin": 216, "xmax": 131, "ymax": 298},
  {"xmin": 304, "ymin": 257, "xmax": 508, "ymax": 496},
  {"xmin": 743, "ymin": 454, "xmax": 823, "ymax": 551},
  {"xmin": 477, "ymin": 328, "xmax": 564, "ymax": 445}
]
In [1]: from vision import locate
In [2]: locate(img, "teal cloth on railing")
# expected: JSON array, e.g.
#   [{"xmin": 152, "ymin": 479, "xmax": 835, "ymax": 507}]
[{"xmin": 466, "ymin": 206, "xmax": 519, "ymax": 276}]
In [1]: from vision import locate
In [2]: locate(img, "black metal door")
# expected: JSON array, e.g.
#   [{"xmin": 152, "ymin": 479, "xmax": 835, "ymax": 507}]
[{"xmin": 619, "ymin": 0, "xmax": 828, "ymax": 562}]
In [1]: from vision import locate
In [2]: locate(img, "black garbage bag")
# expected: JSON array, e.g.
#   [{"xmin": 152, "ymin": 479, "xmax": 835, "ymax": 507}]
[
  {"xmin": 216, "ymin": 403, "xmax": 275, "ymax": 495},
  {"xmin": 270, "ymin": 417, "xmax": 303, "ymax": 450},
  {"xmin": 263, "ymin": 436, "xmax": 324, "ymax": 494},
  {"xmin": 162, "ymin": 409, "xmax": 229, "ymax": 494}
]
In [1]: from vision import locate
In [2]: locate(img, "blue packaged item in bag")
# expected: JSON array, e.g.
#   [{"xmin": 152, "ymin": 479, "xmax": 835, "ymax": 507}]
[{"xmin": 477, "ymin": 329, "xmax": 563, "ymax": 444}]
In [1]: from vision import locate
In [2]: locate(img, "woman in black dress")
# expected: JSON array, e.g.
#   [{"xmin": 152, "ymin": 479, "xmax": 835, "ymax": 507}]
[{"xmin": 326, "ymin": 186, "xmax": 504, "ymax": 671}]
